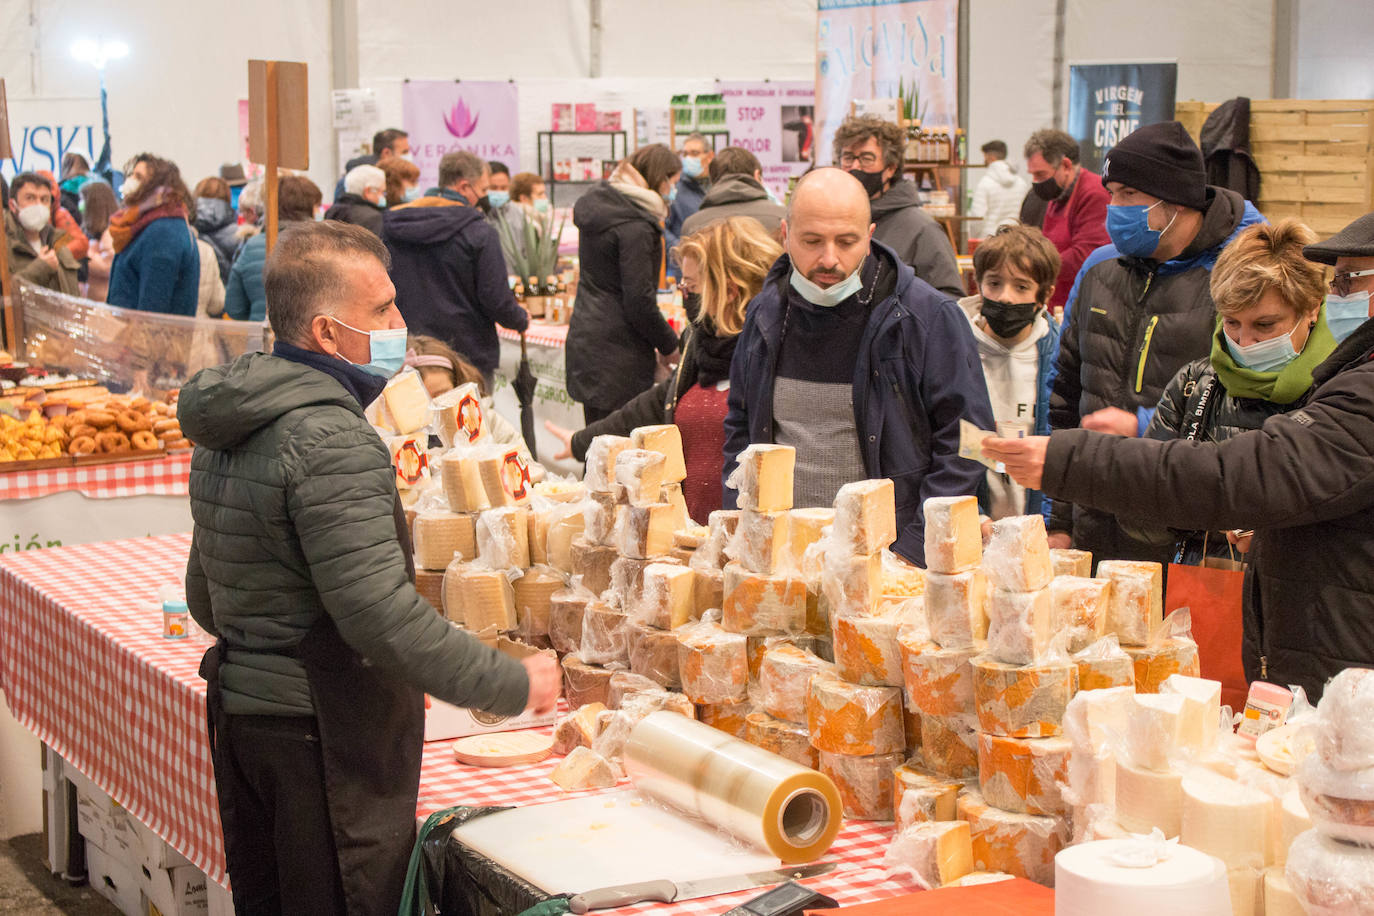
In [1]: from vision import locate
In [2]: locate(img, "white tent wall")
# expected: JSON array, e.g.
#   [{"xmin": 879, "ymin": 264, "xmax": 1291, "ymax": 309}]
[
  {"xmin": 966, "ymin": 0, "xmax": 1057, "ymax": 175},
  {"xmin": 1293, "ymin": 0, "xmax": 1374, "ymax": 100}
]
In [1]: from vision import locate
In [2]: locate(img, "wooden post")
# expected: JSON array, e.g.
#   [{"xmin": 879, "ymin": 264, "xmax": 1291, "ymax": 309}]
[
  {"xmin": 264, "ymin": 61, "xmax": 280, "ymax": 255},
  {"xmin": 0, "ymin": 78, "xmax": 15, "ymax": 352},
  {"xmin": 247, "ymin": 60, "xmax": 309, "ymax": 258}
]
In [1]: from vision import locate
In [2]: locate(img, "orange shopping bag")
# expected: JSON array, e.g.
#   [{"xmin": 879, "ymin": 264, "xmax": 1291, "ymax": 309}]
[{"xmin": 1165, "ymin": 560, "xmax": 1248, "ymax": 711}]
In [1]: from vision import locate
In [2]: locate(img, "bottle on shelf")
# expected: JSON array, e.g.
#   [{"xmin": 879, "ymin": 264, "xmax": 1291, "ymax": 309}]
[{"xmin": 955, "ymin": 128, "xmax": 967, "ymax": 165}]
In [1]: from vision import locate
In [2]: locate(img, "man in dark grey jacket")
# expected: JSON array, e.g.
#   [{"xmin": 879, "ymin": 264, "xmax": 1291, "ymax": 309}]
[
  {"xmin": 680, "ymin": 147, "xmax": 786, "ymax": 239},
  {"xmin": 180, "ymin": 221, "xmax": 558, "ymax": 916}
]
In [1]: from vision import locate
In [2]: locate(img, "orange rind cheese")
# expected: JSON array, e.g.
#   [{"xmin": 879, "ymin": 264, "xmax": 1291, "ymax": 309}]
[
  {"xmin": 1096, "ymin": 559, "xmax": 1163, "ymax": 646},
  {"xmin": 900, "ymin": 634, "xmax": 983, "ymax": 718},
  {"xmin": 977, "ymin": 732, "xmax": 1071, "ymax": 816},
  {"xmin": 677, "ymin": 622, "xmax": 749, "ymax": 704},
  {"xmin": 957, "ymin": 789, "xmax": 1069, "ymax": 887},
  {"xmin": 759, "ymin": 644, "xmax": 831, "ymax": 723},
  {"xmin": 971, "ymin": 656, "xmax": 1077, "ymax": 738},
  {"xmin": 1074, "ymin": 645, "xmax": 1136, "ymax": 691},
  {"xmin": 1126, "ymin": 638, "xmax": 1201, "ymax": 694},
  {"xmin": 819, "ymin": 551, "xmax": 883, "ymax": 619},
  {"xmin": 731, "ymin": 509, "xmax": 793, "ymax": 576},
  {"xmin": 745, "ymin": 710, "xmax": 818, "ymax": 769},
  {"xmin": 806, "ymin": 672, "xmax": 905, "ymax": 756},
  {"xmin": 819, "ymin": 750, "xmax": 903, "ymax": 820},
  {"xmin": 833, "ymin": 605, "xmax": 915, "ymax": 687},
  {"xmin": 721, "ymin": 562, "xmax": 808, "ymax": 636},
  {"xmin": 922, "ymin": 714, "xmax": 980, "ymax": 779},
  {"xmin": 923, "ymin": 568, "xmax": 989, "ymax": 649},
  {"xmin": 1048, "ymin": 575, "xmax": 1111, "ymax": 653},
  {"xmin": 696, "ymin": 699, "xmax": 753, "ymax": 739},
  {"xmin": 894, "ymin": 763, "xmax": 962, "ymax": 829}
]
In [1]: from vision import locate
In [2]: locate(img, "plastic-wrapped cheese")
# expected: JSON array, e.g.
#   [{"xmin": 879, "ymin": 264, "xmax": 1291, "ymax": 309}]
[
  {"xmin": 414, "ymin": 569, "xmax": 444, "ymax": 611},
  {"xmin": 1062, "ymin": 686, "xmax": 1135, "ymax": 815},
  {"xmin": 1049, "ymin": 548, "xmax": 1092, "ymax": 579},
  {"xmin": 548, "ymin": 590, "xmax": 590, "ymax": 655},
  {"xmin": 957, "ymin": 789, "xmax": 1068, "ymax": 887},
  {"xmin": 922, "ymin": 495, "xmax": 982, "ymax": 573},
  {"xmin": 745, "ymin": 711, "xmax": 818, "ymax": 769},
  {"xmin": 676, "ymin": 620, "xmax": 748, "ymax": 704},
  {"xmin": 1127, "ymin": 639, "xmax": 1201, "ymax": 694},
  {"xmin": 413, "ymin": 510, "xmax": 478, "ymax": 571},
  {"xmin": 1126, "ymin": 692, "xmax": 1187, "ymax": 771},
  {"xmin": 512, "ymin": 565, "xmax": 563, "ymax": 641},
  {"xmin": 923, "ymin": 568, "xmax": 989, "ymax": 649},
  {"xmin": 972, "ymin": 656, "xmax": 1076, "ymax": 739},
  {"xmin": 386, "ymin": 435, "xmax": 431, "ymax": 490},
  {"xmin": 1264, "ymin": 867, "xmax": 1305, "ymax": 916},
  {"xmin": 1048, "ymin": 575, "xmax": 1110, "ymax": 653},
  {"xmin": 1285, "ymin": 828, "xmax": 1374, "ymax": 916},
  {"xmin": 446, "ymin": 564, "xmax": 516, "ymax": 631},
  {"xmin": 612, "ymin": 448, "xmax": 666, "ymax": 507},
  {"xmin": 985, "ymin": 587, "xmax": 1054, "ymax": 666},
  {"xmin": 1097, "ymin": 560, "xmax": 1163, "ymax": 646},
  {"xmin": 832, "ymin": 602, "xmax": 918, "ymax": 687},
  {"xmin": 759, "ymin": 644, "xmax": 832, "ymax": 723},
  {"xmin": 579, "ymin": 601, "xmax": 630, "ymax": 666},
  {"xmin": 561, "ymin": 654, "xmax": 614, "ymax": 709},
  {"xmin": 1180, "ymin": 769, "xmax": 1272, "ymax": 870},
  {"xmin": 477, "ymin": 445, "xmax": 532, "ymax": 507},
  {"xmin": 583, "ymin": 491, "xmax": 619, "ymax": 547},
  {"xmin": 893, "ymin": 764, "xmax": 961, "ymax": 829},
  {"xmin": 730, "ymin": 510, "xmax": 792, "ymax": 576},
  {"xmin": 696, "ymin": 699, "xmax": 752, "ymax": 739},
  {"xmin": 1115, "ymin": 758, "xmax": 1184, "ymax": 836},
  {"xmin": 787, "ymin": 508, "xmax": 834, "ymax": 574},
  {"xmin": 1313, "ymin": 667, "xmax": 1374, "ymax": 771},
  {"xmin": 626, "ymin": 622, "xmax": 681, "ymax": 689},
  {"xmin": 721, "ymin": 563, "xmax": 807, "ymax": 636},
  {"xmin": 477, "ymin": 506, "xmax": 531, "ymax": 570},
  {"xmin": 882, "ymin": 820, "xmax": 974, "ymax": 886},
  {"xmin": 1160, "ymin": 674, "xmax": 1222, "ymax": 754},
  {"xmin": 819, "ymin": 550, "xmax": 883, "ymax": 619},
  {"xmin": 806, "ymin": 672, "xmax": 905, "ymax": 756},
  {"xmin": 570, "ymin": 538, "xmax": 617, "ymax": 596},
  {"xmin": 1074, "ymin": 636, "xmax": 1137, "ymax": 690},
  {"xmin": 441, "ymin": 452, "xmax": 491, "ymax": 512},
  {"xmin": 550, "ymin": 746, "xmax": 618, "ymax": 791},
  {"xmin": 433, "ymin": 382, "xmax": 485, "ymax": 447},
  {"xmin": 583, "ymin": 435, "xmax": 633, "ymax": 493},
  {"xmin": 921, "ymin": 713, "xmax": 980, "ymax": 780},
  {"xmin": 692, "ymin": 566, "xmax": 724, "ymax": 618},
  {"xmin": 1278, "ymin": 787, "xmax": 1311, "ymax": 866},
  {"xmin": 381, "ymin": 369, "xmax": 431, "ymax": 434},
  {"xmin": 820, "ymin": 750, "xmax": 903, "ymax": 820},
  {"xmin": 900, "ymin": 635, "xmax": 982, "ymax": 718},
  {"xmin": 552, "ymin": 702, "xmax": 606, "ymax": 756},
  {"xmin": 977, "ymin": 733, "xmax": 1071, "ymax": 816},
  {"xmin": 728, "ymin": 443, "xmax": 795, "ymax": 512},
  {"xmin": 617, "ymin": 503, "xmax": 678, "ymax": 559},
  {"xmin": 546, "ymin": 509, "xmax": 586, "ymax": 573},
  {"xmin": 983, "ymin": 515, "xmax": 1053, "ymax": 592},
  {"xmin": 1296, "ymin": 752, "xmax": 1374, "ymax": 847},
  {"xmin": 631, "ymin": 424, "xmax": 686, "ymax": 482},
  {"xmin": 833, "ymin": 479, "xmax": 897, "ymax": 555},
  {"xmin": 633, "ymin": 562, "xmax": 695, "ymax": 629}
]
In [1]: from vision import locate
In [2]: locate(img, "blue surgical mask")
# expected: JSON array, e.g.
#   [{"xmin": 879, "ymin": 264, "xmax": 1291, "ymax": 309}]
[
  {"xmin": 1324, "ymin": 291, "xmax": 1371, "ymax": 343},
  {"xmin": 1107, "ymin": 201, "xmax": 1176, "ymax": 259},
  {"xmin": 487, "ymin": 190, "xmax": 510, "ymax": 209},
  {"xmin": 533, "ymin": 198, "xmax": 550, "ymax": 214},
  {"xmin": 664, "ymin": 186, "xmax": 678, "ymax": 205},
  {"xmin": 330, "ymin": 317, "xmax": 409, "ymax": 378},
  {"xmin": 681, "ymin": 156, "xmax": 703, "ymax": 179},
  {"xmin": 1225, "ymin": 322, "xmax": 1302, "ymax": 373},
  {"xmin": 403, "ymin": 186, "xmax": 422, "ymax": 203},
  {"xmin": 790, "ymin": 262, "xmax": 864, "ymax": 308}
]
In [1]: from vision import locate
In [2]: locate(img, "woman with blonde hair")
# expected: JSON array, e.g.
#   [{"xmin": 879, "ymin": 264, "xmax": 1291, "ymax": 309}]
[
  {"xmin": 548, "ymin": 216, "xmax": 783, "ymax": 522},
  {"xmin": 380, "ymin": 157, "xmax": 422, "ymax": 206}
]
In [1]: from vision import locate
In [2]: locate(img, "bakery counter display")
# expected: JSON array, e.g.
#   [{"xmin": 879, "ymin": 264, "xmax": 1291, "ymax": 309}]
[{"xmin": 1, "ymin": 391, "xmax": 191, "ymax": 468}]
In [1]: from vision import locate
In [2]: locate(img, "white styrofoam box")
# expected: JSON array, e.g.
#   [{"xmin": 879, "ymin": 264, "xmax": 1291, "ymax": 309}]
[
  {"xmin": 424, "ymin": 698, "xmax": 557, "ymax": 742},
  {"xmin": 140, "ymin": 862, "xmax": 209, "ymax": 916},
  {"xmin": 85, "ymin": 839, "xmax": 143, "ymax": 916}
]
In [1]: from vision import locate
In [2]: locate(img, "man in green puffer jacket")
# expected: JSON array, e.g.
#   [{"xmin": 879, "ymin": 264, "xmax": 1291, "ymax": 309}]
[{"xmin": 179, "ymin": 221, "xmax": 559, "ymax": 916}]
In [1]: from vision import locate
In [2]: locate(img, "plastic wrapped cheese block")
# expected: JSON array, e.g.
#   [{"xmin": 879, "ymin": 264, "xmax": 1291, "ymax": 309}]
[
  {"xmin": 386, "ymin": 435, "xmax": 431, "ymax": 490},
  {"xmin": 1054, "ymin": 836, "xmax": 1233, "ymax": 915},
  {"xmin": 413, "ymin": 510, "xmax": 478, "ymax": 571},
  {"xmin": 548, "ymin": 590, "xmax": 590, "ymax": 655},
  {"xmin": 1126, "ymin": 692, "xmax": 1187, "ymax": 771},
  {"xmin": 583, "ymin": 435, "xmax": 633, "ymax": 493},
  {"xmin": 626, "ymin": 622, "xmax": 681, "ymax": 689},
  {"xmin": 986, "ymin": 587, "xmax": 1055, "ymax": 666},
  {"xmin": 832, "ymin": 603, "xmax": 918, "ymax": 687},
  {"xmin": 1284, "ymin": 828, "xmax": 1374, "ymax": 916},
  {"xmin": 922, "ymin": 495, "xmax": 982, "ymax": 573},
  {"xmin": 1264, "ymin": 867, "xmax": 1305, "ymax": 916},
  {"xmin": 893, "ymin": 764, "xmax": 961, "ymax": 829},
  {"xmin": 692, "ymin": 566, "xmax": 724, "ymax": 618},
  {"xmin": 958, "ymin": 789, "xmax": 1068, "ymax": 887},
  {"xmin": 545, "ymin": 508, "xmax": 586, "ymax": 574},
  {"xmin": 1297, "ymin": 752, "xmax": 1374, "ymax": 846},
  {"xmin": 728, "ymin": 444, "xmax": 796, "ymax": 512},
  {"xmin": 820, "ymin": 750, "xmax": 903, "ymax": 820},
  {"xmin": 477, "ymin": 445, "xmax": 532, "ymax": 507},
  {"xmin": 561, "ymin": 654, "xmax": 614, "ymax": 709},
  {"xmin": 552, "ymin": 702, "xmax": 606, "ymax": 755},
  {"xmin": 476, "ymin": 507, "xmax": 531, "ymax": 570},
  {"xmin": 381, "ymin": 369, "xmax": 431, "ymax": 434},
  {"xmin": 972, "ymin": 656, "xmax": 1077, "ymax": 738},
  {"xmin": 1074, "ymin": 636, "xmax": 1137, "ymax": 690},
  {"xmin": 631, "ymin": 424, "xmax": 687, "ymax": 482},
  {"xmin": 759, "ymin": 644, "xmax": 832, "ymax": 723},
  {"xmin": 1097, "ymin": 560, "xmax": 1163, "ymax": 646},
  {"xmin": 1127, "ymin": 639, "xmax": 1201, "ymax": 694},
  {"xmin": 448, "ymin": 565, "xmax": 516, "ymax": 631},
  {"xmin": 414, "ymin": 569, "xmax": 445, "ymax": 611},
  {"xmin": 1049, "ymin": 576, "xmax": 1111, "ymax": 653},
  {"xmin": 1160, "ymin": 674, "xmax": 1223, "ymax": 754},
  {"xmin": 819, "ymin": 550, "xmax": 883, "ymax": 619},
  {"xmin": 677, "ymin": 620, "xmax": 749, "ymax": 704},
  {"xmin": 579, "ymin": 601, "xmax": 630, "ymax": 666},
  {"xmin": 983, "ymin": 515, "xmax": 1053, "ymax": 592},
  {"xmin": 613, "ymin": 448, "xmax": 667, "ymax": 507},
  {"xmin": 745, "ymin": 711, "xmax": 818, "ymax": 769},
  {"xmin": 1049, "ymin": 548, "xmax": 1093, "ymax": 579},
  {"xmin": 1313, "ymin": 667, "xmax": 1374, "ymax": 771},
  {"xmin": 903, "ymin": 699, "xmax": 923, "ymax": 757},
  {"xmin": 441, "ymin": 452, "xmax": 491, "ymax": 512},
  {"xmin": 921, "ymin": 713, "xmax": 980, "ymax": 779},
  {"xmin": 1180, "ymin": 769, "xmax": 1272, "ymax": 870},
  {"xmin": 569, "ymin": 538, "xmax": 617, "ymax": 596},
  {"xmin": 883, "ymin": 820, "xmax": 974, "ymax": 887},
  {"xmin": 630, "ymin": 562, "xmax": 694, "ymax": 629},
  {"xmin": 833, "ymin": 479, "xmax": 897, "ymax": 555},
  {"xmin": 806, "ymin": 672, "xmax": 904, "ymax": 756},
  {"xmin": 923, "ymin": 568, "xmax": 989, "ymax": 649},
  {"xmin": 900, "ymin": 635, "xmax": 982, "ymax": 718},
  {"xmin": 512, "ymin": 565, "xmax": 563, "ymax": 641},
  {"xmin": 550, "ymin": 745, "xmax": 618, "ymax": 791},
  {"xmin": 605, "ymin": 671, "xmax": 660, "ymax": 709},
  {"xmin": 696, "ymin": 700, "xmax": 752, "ymax": 739},
  {"xmin": 691, "ymin": 509, "xmax": 741, "ymax": 571},
  {"xmin": 721, "ymin": 563, "xmax": 807, "ymax": 636},
  {"xmin": 583, "ymin": 491, "xmax": 620, "ymax": 547},
  {"xmin": 617, "ymin": 503, "xmax": 678, "ymax": 559},
  {"xmin": 1115, "ymin": 758, "xmax": 1184, "ymax": 836},
  {"xmin": 787, "ymin": 508, "xmax": 834, "ymax": 574},
  {"xmin": 729, "ymin": 510, "xmax": 792, "ymax": 575},
  {"xmin": 432, "ymin": 382, "xmax": 486, "ymax": 448},
  {"xmin": 1062, "ymin": 686, "xmax": 1134, "ymax": 815},
  {"xmin": 661, "ymin": 482, "xmax": 690, "ymax": 532}
]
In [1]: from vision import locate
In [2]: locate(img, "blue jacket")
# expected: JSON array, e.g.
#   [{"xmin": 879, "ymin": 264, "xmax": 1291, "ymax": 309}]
[
  {"xmin": 723, "ymin": 242, "xmax": 995, "ymax": 565},
  {"xmin": 664, "ymin": 174, "xmax": 708, "ymax": 276},
  {"xmin": 225, "ymin": 231, "xmax": 269, "ymax": 322},
  {"xmin": 107, "ymin": 217, "xmax": 200, "ymax": 316},
  {"xmin": 382, "ymin": 192, "xmax": 529, "ymax": 374}
]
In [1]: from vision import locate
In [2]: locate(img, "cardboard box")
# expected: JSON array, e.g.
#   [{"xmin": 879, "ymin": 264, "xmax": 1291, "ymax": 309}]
[
  {"xmin": 126, "ymin": 808, "xmax": 191, "ymax": 871},
  {"xmin": 141, "ymin": 862, "xmax": 208, "ymax": 916},
  {"xmin": 424, "ymin": 633, "xmax": 558, "ymax": 741},
  {"xmin": 206, "ymin": 881, "xmax": 233, "ymax": 916},
  {"xmin": 71, "ymin": 777, "xmax": 135, "ymax": 862},
  {"xmin": 86, "ymin": 839, "xmax": 143, "ymax": 915}
]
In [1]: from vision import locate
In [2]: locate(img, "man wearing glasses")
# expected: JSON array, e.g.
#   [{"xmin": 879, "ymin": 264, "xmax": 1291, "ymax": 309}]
[
  {"xmin": 832, "ymin": 115, "xmax": 965, "ymax": 299},
  {"xmin": 1308, "ymin": 212, "xmax": 1374, "ymax": 344}
]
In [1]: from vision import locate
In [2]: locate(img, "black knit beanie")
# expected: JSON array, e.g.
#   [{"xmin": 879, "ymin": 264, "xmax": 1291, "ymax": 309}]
[{"xmin": 1101, "ymin": 121, "xmax": 1207, "ymax": 210}]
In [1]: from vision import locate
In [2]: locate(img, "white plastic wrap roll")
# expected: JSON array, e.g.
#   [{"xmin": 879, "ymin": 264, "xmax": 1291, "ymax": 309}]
[
  {"xmin": 1054, "ymin": 836, "xmax": 1232, "ymax": 916},
  {"xmin": 623, "ymin": 711, "xmax": 842, "ymax": 864}
]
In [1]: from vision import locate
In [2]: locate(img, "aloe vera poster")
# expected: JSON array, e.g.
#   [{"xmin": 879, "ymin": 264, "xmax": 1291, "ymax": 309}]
[
  {"xmin": 815, "ymin": 0, "xmax": 958, "ymax": 168},
  {"xmin": 401, "ymin": 81, "xmax": 520, "ymax": 191}
]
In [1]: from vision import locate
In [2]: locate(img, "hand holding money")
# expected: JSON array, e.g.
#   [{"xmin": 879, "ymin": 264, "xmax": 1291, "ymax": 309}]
[{"xmin": 979, "ymin": 435, "xmax": 1051, "ymax": 490}]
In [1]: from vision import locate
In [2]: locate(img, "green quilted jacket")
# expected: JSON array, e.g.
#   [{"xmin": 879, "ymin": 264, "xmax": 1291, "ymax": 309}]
[{"xmin": 179, "ymin": 352, "xmax": 529, "ymax": 717}]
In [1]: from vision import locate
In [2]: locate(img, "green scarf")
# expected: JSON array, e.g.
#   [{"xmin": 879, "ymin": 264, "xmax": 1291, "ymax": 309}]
[{"xmin": 1210, "ymin": 309, "xmax": 1338, "ymax": 404}]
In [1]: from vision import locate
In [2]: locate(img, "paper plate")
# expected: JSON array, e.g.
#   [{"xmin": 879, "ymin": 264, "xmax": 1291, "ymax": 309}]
[{"xmin": 1256, "ymin": 722, "xmax": 1315, "ymax": 776}]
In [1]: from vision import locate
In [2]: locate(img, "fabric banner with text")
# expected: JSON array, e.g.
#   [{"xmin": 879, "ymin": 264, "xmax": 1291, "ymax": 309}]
[
  {"xmin": 1067, "ymin": 62, "xmax": 1179, "ymax": 174},
  {"xmin": 1, "ymin": 98, "xmax": 101, "ymax": 182},
  {"xmin": 401, "ymin": 81, "xmax": 520, "ymax": 192},
  {"xmin": 716, "ymin": 81, "xmax": 816, "ymax": 199},
  {"xmin": 815, "ymin": 0, "xmax": 958, "ymax": 169}
]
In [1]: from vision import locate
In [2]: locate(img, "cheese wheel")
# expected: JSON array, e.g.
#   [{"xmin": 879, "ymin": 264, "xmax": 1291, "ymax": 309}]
[
  {"xmin": 1296, "ymin": 752, "xmax": 1374, "ymax": 846},
  {"xmin": 1277, "ymin": 787, "xmax": 1310, "ymax": 867},
  {"xmin": 923, "ymin": 568, "xmax": 989, "ymax": 649},
  {"xmin": 476, "ymin": 506, "xmax": 531, "ymax": 570},
  {"xmin": 633, "ymin": 562, "xmax": 695, "ymax": 629},
  {"xmin": 548, "ymin": 591, "xmax": 589, "ymax": 655},
  {"xmin": 902, "ymin": 635, "xmax": 982, "ymax": 721},
  {"xmin": 626, "ymin": 622, "xmax": 681, "ymax": 689},
  {"xmin": 721, "ymin": 563, "xmax": 807, "ymax": 636},
  {"xmin": 977, "ymin": 732, "xmax": 1071, "ymax": 816},
  {"xmin": 569, "ymin": 538, "xmax": 617, "ymax": 596},
  {"xmin": 579, "ymin": 601, "xmax": 630, "ymax": 666},
  {"xmin": 613, "ymin": 448, "xmax": 667, "ymax": 507},
  {"xmin": 982, "ymin": 514, "xmax": 1053, "ymax": 592},
  {"xmin": 971, "ymin": 656, "xmax": 1077, "ymax": 738},
  {"xmin": 617, "ymin": 503, "xmax": 678, "ymax": 559},
  {"xmin": 893, "ymin": 763, "xmax": 961, "ymax": 830},
  {"xmin": 730, "ymin": 443, "xmax": 795, "ymax": 512},
  {"xmin": 1049, "ymin": 548, "xmax": 1092, "ymax": 579},
  {"xmin": 1180, "ymin": 769, "xmax": 1272, "ymax": 870},
  {"xmin": 882, "ymin": 819, "xmax": 974, "ymax": 887},
  {"xmin": 561, "ymin": 654, "xmax": 614, "ymax": 709},
  {"xmin": 1048, "ymin": 575, "xmax": 1111, "ymax": 653},
  {"xmin": 1127, "ymin": 639, "xmax": 1201, "ymax": 693},
  {"xmin": 1262, "ymin": 867, "xmax": 1304, "ymax": 916},
  {"xmin": 677, "ymin": 622, "xmax": 749, "ymax": 704},
  {"xmin": 583, "ymin": 435, "xmax": 633, "ymax": 492},
  {"xmin": 832, "ymin": 478, "xmax": 897, "ymax": 556},
  {"xmin": 730, "ymin": 510, "xmax": 792, "ymax": 576},
  {"xmin": 1074, "ymin": 644, "xmax": 1136, "ymax": 691},
  {"xmin": 806, "ymin": 672, "xmax": 905, "ymax": 756},
  {"xmin": 819, "ymin": 550, "xmax": 883, "ymax": 619},
  {"xmin": 832, "ymin": 604, "xmax": 915, "ymax": 687},
  {"xmin": 631, "ymin": 424, "xmax": 687, "ymax": 482},
  {"xmin": 787, "ymin": 508, "xmax": 834, "ymax": 575},
  {"xmin": 923, "ymin": 495, "xmax": 982, "ymax": 573},
  {"xmin": 1313, "ymin": 667, "xmax": 1374, "ymax": 771},
  {"xmin": 1115, "ymin": 758, "xmax": 1184, "ymax": 837},
  {"xmin": 745, "ymin": 711, "xmax": 818, "ymax": 769},
  {"xmin": 957, "ymin": 789, "xmax": 1068, "ymax": 887},
  {"xmin": 921, "ymin": 713, "xmax": 980, "ymax": 780},
  {"xmin": 985, "ymin": 587, "xmax": 1055, "ymax": 666},
  {"xmin": 819, "ymin": 750, "xmax": 903, "ymax": 821},
  {"xmin": 1097, "ymin": 560, "xmax": 1163, "ymax": 646},
  {"xmin": 759, "ymin": 644, "xmax": 832, "ymax": 724},
  {"xmin": 441, "ymin": 453, "xmax": 490, "ymax": 512},
  {"xmin": 696, "ymin": 700, "xmax": 753, "ymax": 740},
  {"xmin": 512, "ymin": 566, "xmax": 563, "ymax": 640}
]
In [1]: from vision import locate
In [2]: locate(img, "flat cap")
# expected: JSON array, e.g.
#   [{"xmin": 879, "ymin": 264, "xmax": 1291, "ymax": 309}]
[{"xmin": 1303, "ymin": 211, "xmax": 1374, "ymax": 265}]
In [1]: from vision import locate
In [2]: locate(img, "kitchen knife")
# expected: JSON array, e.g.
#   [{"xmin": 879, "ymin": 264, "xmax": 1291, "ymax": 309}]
[{"xmin": 567, "ymin": 861, "xmax": 837, "ymax": 913}]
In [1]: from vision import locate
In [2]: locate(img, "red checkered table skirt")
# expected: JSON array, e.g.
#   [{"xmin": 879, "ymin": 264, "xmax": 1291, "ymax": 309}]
[{"xmin": 0, "ymin": 452, "xmax": 193, "ymax": 501}]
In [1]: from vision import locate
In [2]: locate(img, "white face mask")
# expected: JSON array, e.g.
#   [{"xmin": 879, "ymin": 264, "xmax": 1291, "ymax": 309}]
[
  {"xmin": 120, "ymin": 176, "xmax": 141, "ymax": 199},
  {"xmin": 789, "ymin": 261, "xmax": 865, "ymax": 308},
  {"xmin": 17, "ymin": 203, "xmax": 51, "ymax": 233},
  {"xmin": 1225, "ymin": 321, "xmax": 1303, "ymax": 373}
]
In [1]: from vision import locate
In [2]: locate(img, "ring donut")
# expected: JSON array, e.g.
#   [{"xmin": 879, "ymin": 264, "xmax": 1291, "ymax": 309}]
[
  {"xmin": 85, "ymin": 409, "xmax": 118, "ymax": 430},
  {"xmin": 68, "ymin": 436, "xmax": 97, "ymax": 456},
  {"xmin": 95, "ymin": 431, "xmax": 131, "ymax": 453},
  {"xmin": 69, "ymin": 423, "xmax": 99, "ymax": 440},
  {"xmin": 152, "ymin": 418, "xmax": 180, "ymax": 434},
  {"xmin": 128, "ymin": 396, "xmax": 151, "ymax": 411},
  {"xmin": 116, "ymin": 409, "xmax": 148, "ymax": 434},
  {"xmin": 131, "ymin": 430, "xmax": 159, "ymax": 450},
  {"xmin": 163, "ymin": 438, "xmax": 192, "ymax": 451}
]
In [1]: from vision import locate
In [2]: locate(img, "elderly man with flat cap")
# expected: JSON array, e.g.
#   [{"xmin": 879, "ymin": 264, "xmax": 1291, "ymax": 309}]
[
  {"xmin": 722, "ymin": 167, "xmax": 994, "ymax": 566},
  {"xmin": 982, "ymin": 211, "xmax": 1374, "ymax": 702}
]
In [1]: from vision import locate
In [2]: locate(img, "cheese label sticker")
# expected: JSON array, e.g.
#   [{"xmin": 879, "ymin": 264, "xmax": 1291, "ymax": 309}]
[
  {"xmin": 458, "ymin": 395, "xmax": 484, "ymax": 443},
  {"xmin": 958, "ymin": 419, "xmax": 1004, "ymax": 473},
  {"xmin": 393, "ymin": 438, "xmax": 431, "ymax": 486},
  {"xmin": 502, "ymin": 450, "xmax": 530, "ymax": 500}
]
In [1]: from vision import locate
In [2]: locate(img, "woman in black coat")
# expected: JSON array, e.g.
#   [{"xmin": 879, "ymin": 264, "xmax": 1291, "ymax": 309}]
[{"xmin": 565, "ymin": 144, "xmax": 682, "ymax": 423}]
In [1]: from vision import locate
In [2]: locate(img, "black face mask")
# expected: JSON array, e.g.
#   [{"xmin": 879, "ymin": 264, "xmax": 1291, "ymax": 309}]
[
  {"xmin": 981, "ymin": 297, "xmax": 1040, "ymax": 339},
  {"xmin": 848, "ymin": 167, "xmax": 887, "ymax": 198},
  {"xmin": 476, "ymin": 194, "xmax": 492, "ymax": 214},
  {"xmin": 1031, "ymin": 175, "xmax": 1061, "ymax": 201},
  {"xmin": 682, "ymin": 290, "xmax": 702, "ymax": 325}
]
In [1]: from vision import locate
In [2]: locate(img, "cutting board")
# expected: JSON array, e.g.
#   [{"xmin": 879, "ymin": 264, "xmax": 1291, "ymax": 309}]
[{"xmin": 451, "ymin": 789, "xmax": 785, "ymax": 895}]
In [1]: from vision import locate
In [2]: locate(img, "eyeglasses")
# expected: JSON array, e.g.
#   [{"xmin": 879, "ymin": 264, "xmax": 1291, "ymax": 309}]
[
  {"xmin": 1330, "ymin": 268, "xmax": 1374, "ymax": 297},
  {"xmin": 839, "ymin": 151, "xmax": 880, "ymax": 169}
]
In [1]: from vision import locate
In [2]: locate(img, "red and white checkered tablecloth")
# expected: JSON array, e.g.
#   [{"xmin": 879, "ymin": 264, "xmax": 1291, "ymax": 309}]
[
  {"xmin": 499, "ymin": 322, "xmax": 569, "ymax": 349},
  {"xmin": 0, "ymin": 533, "xmax": 915, "ymax": 910},
  {"xmin": 0, "ymin": 452, "xmax": 193, "ymax": 501}
]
